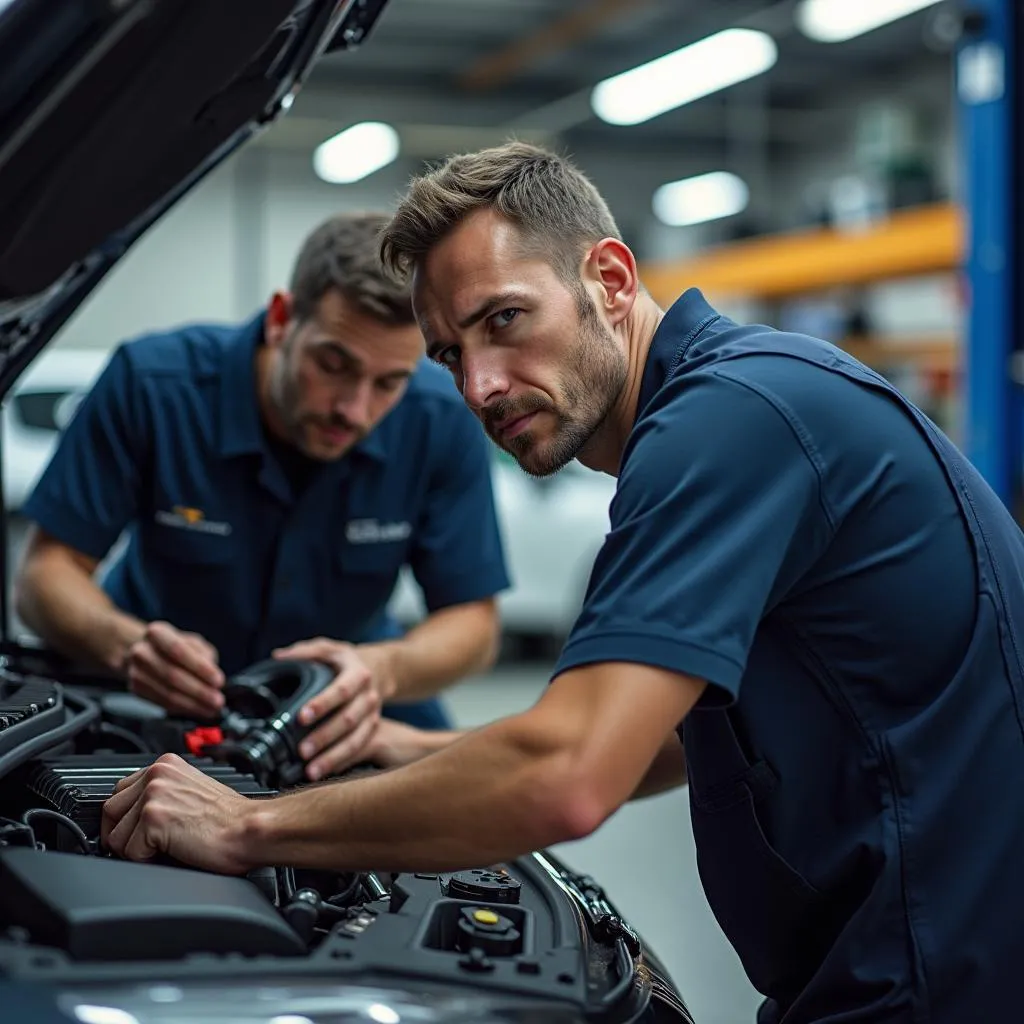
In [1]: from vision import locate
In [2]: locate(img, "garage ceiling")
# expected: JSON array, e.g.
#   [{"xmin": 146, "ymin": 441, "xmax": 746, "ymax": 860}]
[
  {"xmin": 251, "ymin": 0, "xmax": 957, "ymax": 248},
  {"xmin": 269, "ymin": 0, "xmax": 953, "ymax": 156}
]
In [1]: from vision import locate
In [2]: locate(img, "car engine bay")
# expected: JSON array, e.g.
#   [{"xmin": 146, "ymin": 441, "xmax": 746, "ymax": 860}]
[{"xmin": 0, "ymin": 650, "xmax": 694, "ymax": 1023}]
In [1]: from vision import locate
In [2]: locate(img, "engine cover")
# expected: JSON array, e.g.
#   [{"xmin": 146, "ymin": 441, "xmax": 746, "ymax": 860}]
[{"xmin": 0, "ymin": 846, "xmax": 306, "ymax": 960}]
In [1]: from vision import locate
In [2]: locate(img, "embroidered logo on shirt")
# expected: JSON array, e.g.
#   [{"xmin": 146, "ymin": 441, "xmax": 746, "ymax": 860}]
[
  {"xmin": 154, "ymin": 505, "xmax": 233, "ymax": 536},
  {"xmin": 345, "ymin": 518, "xmax": 412, "ymax": 544}
]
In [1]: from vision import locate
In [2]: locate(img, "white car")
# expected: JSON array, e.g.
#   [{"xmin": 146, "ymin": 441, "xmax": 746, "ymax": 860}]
[
  {"xmin": 390, "ymin": 448, "xmax": 617, "ymax": 643},
  {"xmin": 3, "ymin": 348, "xmax": 111, "ymax": 511}
]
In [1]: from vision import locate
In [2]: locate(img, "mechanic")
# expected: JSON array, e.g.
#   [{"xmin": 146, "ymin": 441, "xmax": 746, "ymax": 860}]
[
  {"xmin": 14, "ymin": 211, "xmax": 510, "ymax": 781},
  {"xmin": 100, "ymin": 144, "xmax": 1024, "ymax": 1023}
]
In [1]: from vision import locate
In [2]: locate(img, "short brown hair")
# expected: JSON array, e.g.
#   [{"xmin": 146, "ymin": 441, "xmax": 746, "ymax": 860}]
[
  {"xmin": 290, "ymin": 212, "xmax": 415, "ymax": 326},
  {"xmin": 379, "ymin": 141, "xmax": 621, "ymax": 287}
]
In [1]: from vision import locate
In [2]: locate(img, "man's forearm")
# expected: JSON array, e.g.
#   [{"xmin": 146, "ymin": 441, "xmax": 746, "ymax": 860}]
[
  {"xmin": 242, "ymin": 711, "xmax": 581, "ymax": 873},
  {"xmin": 364, "ymin": 599, "xmax": 499, "ymax": 702},
  {"xmin": 15, "ymin": 551, "xmax": 145, "ymax": 675},
  {"xmin": 379, "ymin": 723, "xmax": 681, "ymax": 791}
]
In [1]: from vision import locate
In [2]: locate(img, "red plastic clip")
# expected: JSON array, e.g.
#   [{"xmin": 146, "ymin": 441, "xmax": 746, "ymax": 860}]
[{"xmin": 183, "ymin": 725, "xmax": 224, "ymax": 756}]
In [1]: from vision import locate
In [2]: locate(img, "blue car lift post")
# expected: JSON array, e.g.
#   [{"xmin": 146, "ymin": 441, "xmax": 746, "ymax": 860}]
[{"xmin": 959, "ymin": 0, "xmax": 1019, "ymax": 509}]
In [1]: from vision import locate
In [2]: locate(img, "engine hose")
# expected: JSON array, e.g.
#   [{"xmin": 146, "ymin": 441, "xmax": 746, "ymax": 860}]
[
  {"xmin": 95, "ymin": 721, "xmax": 152, "ymax": 753},
  {"xmin": 21, "ymin": 807, "xmax": 91, "ymax": 855}
]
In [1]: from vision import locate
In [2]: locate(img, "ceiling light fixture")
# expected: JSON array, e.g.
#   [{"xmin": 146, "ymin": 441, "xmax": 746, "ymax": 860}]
[
  {"xmin": 652, "ymin": 172, "xmax": 750, "ymax": 228},
  {"xmin": 796, "ymin": 0, "xmax": 943, "ymax": 43},
  {"xmin": 312, "ymin": 122, "xmax": 400, "ymax": 184},
  {"xmin": 590, "ymin": 29, "xmax": 778, "ymax": 127}
]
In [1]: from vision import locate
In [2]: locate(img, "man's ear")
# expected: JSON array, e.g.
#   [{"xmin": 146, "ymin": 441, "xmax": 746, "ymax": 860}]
[
  {"xmin": 264, "ymin": 291, "xmax": 295, "ymax": 349},
  {"xmin": 582, "ymin": 238, "xmax": 639, "ymax": 329}
]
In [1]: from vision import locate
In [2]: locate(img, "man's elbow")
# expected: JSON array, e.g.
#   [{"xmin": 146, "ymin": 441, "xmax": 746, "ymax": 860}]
[
  {"xmin": 545, "ymin": 753, "xmax": 678, "ymax": 838},
  {"xmin": 557, "ymin": 792, "xmax": 609, "ymax": 842},
  {"xmin": 536, "ymin": 765, "xmax": 621, "ymax": 844},
  {"xmin": 503, "ymin": 722, "xmax": 613, "ymax": 845},
  {"xmin": 548, "ymin": 778, "xmax": 622, "ymax": 843}
]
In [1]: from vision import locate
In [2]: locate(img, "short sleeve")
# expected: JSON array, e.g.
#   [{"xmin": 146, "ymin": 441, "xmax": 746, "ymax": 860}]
[
  {"xmin": 408, "ymin": 401, "xmax": 511, "ymax": 611},
  {"xmin": 21, "ymin": 347, "xmax": 146, "ymax": 560},
  {"xmin": 553, "ymin": 370, "xmax": 835, "ymax": 704}
]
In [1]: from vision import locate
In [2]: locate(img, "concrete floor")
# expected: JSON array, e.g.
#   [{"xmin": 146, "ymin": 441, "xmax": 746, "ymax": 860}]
[{"xmin": 444, "ymin": 666, "xmax": 763, "ymax": 1024}]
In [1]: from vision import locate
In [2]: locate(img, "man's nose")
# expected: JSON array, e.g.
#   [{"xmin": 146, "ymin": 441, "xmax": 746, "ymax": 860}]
[
  {"xmin": 333, "ymin": 379, "xmax": 373, "ymax": 427},
  {"xmin": 461, "ymin": 357, "xmax": 509, "ymax": 412}
]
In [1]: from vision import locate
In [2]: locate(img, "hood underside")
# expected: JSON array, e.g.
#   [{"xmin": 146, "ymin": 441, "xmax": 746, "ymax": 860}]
[{"xmin": 0, "ymin": 0, "xmax": 389, "ymax": 397}]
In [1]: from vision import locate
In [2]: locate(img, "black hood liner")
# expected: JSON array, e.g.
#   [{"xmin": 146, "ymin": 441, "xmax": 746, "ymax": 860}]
[{"xmin": 0, "ymin": 0, "xmax": 336, "ymax": 301}]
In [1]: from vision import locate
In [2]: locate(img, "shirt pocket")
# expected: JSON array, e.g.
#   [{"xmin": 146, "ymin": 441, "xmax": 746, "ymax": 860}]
[
  {"xmin": 328, "ymin": 541, "xmax": 406, "ymax": 634},
  {"xmin": 335, "ymin": 539, "xmax": 407, "ymax": 577},
  {"xmin": 145, "ymin": 522, "xmax": 237, "ymax": 566},
  {"xmin": 684, "ymin": 717, "xmax": 847, "ymax": 1007}
]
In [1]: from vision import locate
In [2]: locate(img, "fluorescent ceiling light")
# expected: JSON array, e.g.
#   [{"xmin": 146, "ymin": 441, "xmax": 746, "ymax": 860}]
[
  {"xmin": 591, "ymin": 29, "xmax": 777, "ymax": 127},
  {"xmin": 313, "ymin": 122, "xmax": 399, "ymax": 184},
  {"xmin": 796, "ymin": 0, "xmax": 943, "ymax": 43},
  {"xmin": 74, "ymin": 1007, "xmax": 140, "ymax": 1024},
  {"xmin": 653, "ymin": 172, "xmax": 750, "ymax": 228}
]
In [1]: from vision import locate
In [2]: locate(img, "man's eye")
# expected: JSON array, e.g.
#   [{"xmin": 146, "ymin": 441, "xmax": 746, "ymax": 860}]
[
  {"xmin": 491, "ymin": 308, "xmax": 521, "ymax": 328},
  {"xmin": 315, "ymin": 354, "xmax": 345, "ymax": 375}
]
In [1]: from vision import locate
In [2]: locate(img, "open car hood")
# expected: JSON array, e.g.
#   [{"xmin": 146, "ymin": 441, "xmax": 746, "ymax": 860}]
[{"xmin": 0, "ymin": 0, "xmax": 388, "ymax": 398}]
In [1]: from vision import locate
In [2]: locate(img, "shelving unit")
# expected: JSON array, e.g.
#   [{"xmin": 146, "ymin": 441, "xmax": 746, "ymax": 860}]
[
  {"xmin": 840, "ymin": 336, "xmax": 959, "ymax": 374},
  {"xmin": 638, "ymin": 204, "xmax": 965, "ymax": 437},
  {"xmin": 636, "ymin": 4, "xmax": 1019, "ymax": 506},
  {"xmin": 638, "ymin": 203, "xmax": 963, "ymax": 306}
]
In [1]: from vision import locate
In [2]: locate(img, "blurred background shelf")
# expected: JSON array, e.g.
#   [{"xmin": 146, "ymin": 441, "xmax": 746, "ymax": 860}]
[
  {"xmin": 640, "ymin": 202, "xmax": 963, "ymax": 305},
  {"xmin": 840, "ymin": 334, "xmax": 959, "ymax": 373}
]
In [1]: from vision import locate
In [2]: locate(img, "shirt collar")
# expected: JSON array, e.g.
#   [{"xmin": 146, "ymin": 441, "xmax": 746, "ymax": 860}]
[
  {"xmin": 217, "ymin": 309, "xmax": 388, "ymax": 464},
  {"xmin": 217, "ymin": 312, "xmax": 265, "ymax": 458},
  {"xmin": 637, "ymin": 288, "xmax": 722, "ymax": 418}
]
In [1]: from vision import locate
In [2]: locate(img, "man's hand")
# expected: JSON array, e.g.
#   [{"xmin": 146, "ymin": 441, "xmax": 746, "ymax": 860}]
[
  {"xmin": 125, "ymin": 621, "xmax": 225, "ymax": 718},
  {"xmin": 101, "ymin": 753, "xmax": 254, "ymax": 874},
  {"xmin": 272, "ymin": 638, "xmax": 394, "ymax": 780},
  {"xmin": 362, "ymin": 717, "xmax": 459, "ymax": 769}
]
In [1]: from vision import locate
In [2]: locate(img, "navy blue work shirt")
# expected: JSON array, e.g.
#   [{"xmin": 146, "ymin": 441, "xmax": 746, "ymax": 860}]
[
  {"xmin": 23, "ymin": 312, "xmax": 511, "ymax": 729},
  {"xmin": 554, "ymin": 289, "xmax": 1024, "ymax": 1021}
]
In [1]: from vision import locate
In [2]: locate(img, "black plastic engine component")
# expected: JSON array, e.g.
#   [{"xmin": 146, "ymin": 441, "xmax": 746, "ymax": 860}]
[
  {"xmin": 0, "ymin": 672, "xmax": 63, "ymax": 757},
  {"xmin": 13, "ymin": 753, "xmax": 274, "ymax": 849},
  {"xmin": 0, "ymin": 846, "xmax": 306, "ymax": 960},
  {"xmin": 212, "ymin": 658, "xmax": 336, "ymax": 788},
  {"xmin": 456, "ymin": 906, "xmax": 523, "ymax": 958},
  {"xmin": 447, "ymin": 868, "xmax": 523, "ymax": 904},
  {"xmin": 420, "ymin": 899, "xmax": 530, "ymax": 960}
]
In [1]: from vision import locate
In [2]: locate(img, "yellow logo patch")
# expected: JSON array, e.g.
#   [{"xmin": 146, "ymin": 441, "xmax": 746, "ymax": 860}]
[
  {"xmin": 173, "ymin": 506, "xmax": 204, "ymax": 524},
  {"xmin": 155, "ymin": 505, "xmax": 232, "ymax": 536}
]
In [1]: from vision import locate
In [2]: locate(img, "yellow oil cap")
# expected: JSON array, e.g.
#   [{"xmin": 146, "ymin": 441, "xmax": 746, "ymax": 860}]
[{"xmin": 472, "ymin": 909, "xmax": 500, "ymax": 926}]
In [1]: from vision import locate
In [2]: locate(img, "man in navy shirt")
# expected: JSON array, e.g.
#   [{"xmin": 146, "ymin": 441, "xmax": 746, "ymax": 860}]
[
  {"xmin": 15, "ymin": 212, "xmax": 510, "ymax": 781},
  {"xmin": 102, "ymin": 146, "xmax": 1024, "ymax": 1023}
]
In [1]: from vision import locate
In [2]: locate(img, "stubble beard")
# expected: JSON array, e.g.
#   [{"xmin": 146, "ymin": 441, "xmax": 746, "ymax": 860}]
[{"xmin": 502, "ymin": 301, "xmax": 626, "ymax": 478}]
